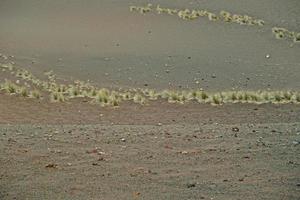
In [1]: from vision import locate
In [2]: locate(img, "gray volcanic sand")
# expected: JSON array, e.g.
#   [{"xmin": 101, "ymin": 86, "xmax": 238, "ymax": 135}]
[{"xmin": 0, "ymin": 0, "xmax": 300, "ymax": 90}]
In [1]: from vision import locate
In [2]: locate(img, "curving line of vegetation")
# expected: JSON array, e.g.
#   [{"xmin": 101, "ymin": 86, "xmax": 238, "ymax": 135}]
[
  {"xmin": 129, "ymin": 3, "xmax": 300, "ymax": 43},
  {"xmin": 1, "ymin": 62, "xmax": 300, "ymax": 107}
]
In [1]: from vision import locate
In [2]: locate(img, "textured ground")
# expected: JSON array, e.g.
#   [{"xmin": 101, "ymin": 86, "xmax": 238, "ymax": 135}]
[
  {"xmin": 1, "ymin": 121, "xmax": 300, "ymax": 200},
  {"xmin": 0, "ymin": 95, "xmax": 300, "ymax": 200}
]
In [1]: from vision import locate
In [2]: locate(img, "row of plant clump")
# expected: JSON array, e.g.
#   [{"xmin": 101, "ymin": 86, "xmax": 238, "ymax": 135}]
[
  {"xmin": 130, "ymin": 4, "xmax": 265, "ymax": 26},
  {"xmin": 1, "ymin": 62, "xmax": 300, "ymax": 106},
  {"xmin": 129, "ymin": 3, "xmax": 300, "ymax": 43},
  {"xmin": 272, "ymin": 27, "xmax": 300, "ymax": 43}
]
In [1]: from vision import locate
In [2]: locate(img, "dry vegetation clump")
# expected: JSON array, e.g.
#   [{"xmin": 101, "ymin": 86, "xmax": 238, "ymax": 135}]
[
  {"xmin": 1, "ymin": 80, "xmax": 18, "ymax": 94},
  {"xmin": 30, "ymin": 90, "xmax": 41, "ymax": 99},
  {"xmin": 142, "ymin": 89, "xmax": 158, "ymax": 100},
  {"xmin": 93, "ymin": 89, "xmax": 139, "ymax": 106},
  {"xmin": 133, "ymin": 93, "xmax": 146, "ymax": 105},
  {"xmin": 95, "ymin": 88, "xmax": 110, "ymax": 106},
  {"xmin": 293, "ymin": 93, "xmax": 300, "ymax": 103},
  {"xmin": 121, "ymin": 91, "xmax": 134, "ymax": 101},
  {"xmin": 294, "ymin": 33, "xmax": 300, "ymax": 43},
  {"xmin": 193, "ymin": 90, "xmax": 209, "ymax": 103},
  {"xmin": 130, "ymin": 3, "xmax": 152, "ymax": 14},
  {"xmin": 19, "ymin": 87, "xmax": 29, "ymax": 97},
  {"xmin": 0, "ymin": 63, "xmax": 14, "ymax": 71},
  {"xmin": 212, "ymin": 94, "xmax": 223, "ymax": 105},
  {"xmin": 50, "ymin": 92, "xmax": 66, "ymax": 102},
  {"xmin": 272, "ymin": 27, "xmax": 300, "ymax": 43},
  {"xmin": 68, "ymin": 86, "xmax": 82, "ymax": 98}
]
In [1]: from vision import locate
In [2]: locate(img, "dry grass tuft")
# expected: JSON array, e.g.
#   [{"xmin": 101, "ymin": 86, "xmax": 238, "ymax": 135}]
[
  {"xmin": 30, "ymin": 90, "xmax": 41, "ymax": 99},
  {"xmin": 2, "ymin": 80, "xmax": 18, "ymax": 94}
]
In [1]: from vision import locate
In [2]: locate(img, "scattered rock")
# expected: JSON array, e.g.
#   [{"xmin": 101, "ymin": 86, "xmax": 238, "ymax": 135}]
[
  {"xmin": 45, "ymin": 163, "xmax": 58, "ymax": 169},
  {"xmin": 232, "ymin": 127, "xmax": 239, "ymax": 132},
  {"xmin": 98, "ymin": 157, "xmax": 105, "ymax": 161},
  {"xmin": 186, "ymin": 182, "xmax": 196, "ymax": 188},
  {"xmin": 92, "ymin": 162, "xmax": 100, "ymax": 166},
  {"xmin": 133, "ymin": 192, "xmax": 141, "ymax": 197}
]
